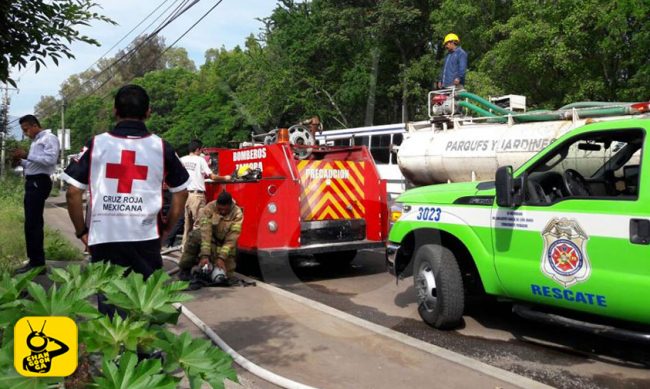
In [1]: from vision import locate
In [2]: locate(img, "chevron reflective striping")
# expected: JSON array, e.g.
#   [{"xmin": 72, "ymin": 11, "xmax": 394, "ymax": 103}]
[
  {"xmin": 335, "ymin": 161, "xmax": 365, "ymax": 197},
  {"xmin": 344, "ymin": 161, "xmax": 365, "ymax": 184},
  {"xmin": 328, "ymin": 179, "xmax": 363, "ymax": 218},
  {"xmin": 312, "ymin": 192, "xmax": 352, "ymax": 220},
  {"xmin": 300, "ymin": 180, "xmax": 329, "ymax": 216},
  {"xmin": 330, "ymin": 174, "xmax": 365, "ymax": 214},
  {"xmin": 298, "ymin": 160, "xmax": 366, "ymax": 221}
]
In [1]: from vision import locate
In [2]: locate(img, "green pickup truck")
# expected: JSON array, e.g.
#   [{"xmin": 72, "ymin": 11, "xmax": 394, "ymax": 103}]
[{"xmin": 387, "ymin": 118, "xmax": 649, "ymax": 341}]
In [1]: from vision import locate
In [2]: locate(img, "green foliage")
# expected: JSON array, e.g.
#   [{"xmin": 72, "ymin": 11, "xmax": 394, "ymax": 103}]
[
  {"xmin": 23, "ymin": 281, "xmax": 98, "ymax": 318},
  {"xmin": 0, "ymin": 341, "xmax": 60, "ymax": 389},
  {"xmin": 36, "ymin": 0, "xmax": 649, "ymax": 151},
  {"xmin": 91, "ymin": 352, "xmax": 179, "ymax": 389},
  {"xmin": 135, "ymin": 67, "xmax": 196, "ymax": 138},
  {"xmin": 0, "ymin": 263, "xmax": 237, "ymax": 388},
  {"xmin": 156, "ymin": 331, "xmax": 237, "ymax": 389},
  {"xmin": 103, "ymin": 270, "xmax": 192, "ymax": 325},
  {"xmin": 0, "ymin": 176, "xmax": 29, "ymax": 272},
  {"xmin": 43, "ymin": 228, "xmax": 84, "ymax": 261},
  {"xmin": 63, "ymin": 95, "xmax": 113, "ymax": 152},
  {"xmin": 49, "ymin": 262, "xmax": 123, "ymax": 300},
  {"xmin": 477, "ymin": 0, "xmax": 650, "ymax": 107},
  {"xmin": 81, "ymin": 315, "xmax": 150, "ymax": 360},
  {"xmin": 0, "ymin": 0, "xmax": 115, "ymax": 87},
  {"xmin": 0, "ymin": 176, "xmax": 83, "ymax": 271},
  {"xmin": 0, "ymin": 270, "xmax": 39, "ymax": 333}
]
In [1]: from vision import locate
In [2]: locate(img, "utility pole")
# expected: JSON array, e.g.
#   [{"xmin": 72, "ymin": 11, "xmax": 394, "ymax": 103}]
[
  {"xmin": 59, "ymin": 99, "xmax": 66, "ymax": 189},
  {"xmin": 1, "ymin": 83, "xmax": 19, "ymax": 177},
  {"xmin": 1, "ymin": 85, "xmax": 11, "ymax": 177}
]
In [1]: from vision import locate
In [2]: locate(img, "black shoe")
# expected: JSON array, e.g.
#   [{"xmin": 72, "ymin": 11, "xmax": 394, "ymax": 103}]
[
  {"xmin": 14, "ymin": 263, "xmax": 46, "ymax": 275},
  {"xmin": 178, "ymin": 269, "xmax": 191, "ymax": 281},
  {"xmin": 187, "ymin": 281, "xmax": 203, "ymax": 290},
  {"xmin": 186, "ymin": 279, "xmax": 203, "ymax": 291}
]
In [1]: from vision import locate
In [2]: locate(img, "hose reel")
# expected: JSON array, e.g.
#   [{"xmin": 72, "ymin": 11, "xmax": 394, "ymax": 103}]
[{"xmin": 263, "ymin": 125, "xmax": 315, "ymax": 159}]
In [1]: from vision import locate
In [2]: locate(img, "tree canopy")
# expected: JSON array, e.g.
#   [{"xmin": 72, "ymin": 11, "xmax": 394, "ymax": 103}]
[
  {"xmin": 0, "ymin": 0, "xmax": 114, "ymax": 87},
  {"xmin": 34, "ymin": 0, "xmax": 649, "ymax": 153}
]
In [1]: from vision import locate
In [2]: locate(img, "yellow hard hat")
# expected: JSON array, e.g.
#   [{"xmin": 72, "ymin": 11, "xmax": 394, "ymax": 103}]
[
  {"xmin": 237, "ymin": 165, "xmax": 250, "ymax": 177},
  {"xmin": 443, "ymin": 33, "xmax": 459, "ymax": 45}
]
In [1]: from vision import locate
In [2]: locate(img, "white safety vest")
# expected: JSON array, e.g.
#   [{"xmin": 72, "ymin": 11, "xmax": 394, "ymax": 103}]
[{"xmin": 87, "ymin": 133, "xmax": 164, "ymax": 245}]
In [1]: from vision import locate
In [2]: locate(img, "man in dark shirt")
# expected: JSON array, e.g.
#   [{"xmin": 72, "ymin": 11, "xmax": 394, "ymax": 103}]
[
  {"xmin": 437, "ymin": 33, "xmax": 468, "ymax": 89},
  {"xmin": 62, "ymin": 84, "xmax": 189, "ymax": 316}
]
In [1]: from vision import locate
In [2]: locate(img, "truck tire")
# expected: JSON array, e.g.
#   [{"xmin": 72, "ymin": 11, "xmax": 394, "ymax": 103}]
[{"xmin": 413, "ymin": 244, "xmax": 464, "ymax": 329}]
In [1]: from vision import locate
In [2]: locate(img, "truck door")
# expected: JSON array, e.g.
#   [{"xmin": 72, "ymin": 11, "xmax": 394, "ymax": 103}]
[{"xmin": 491, "ymin": 127, "xmax": 650, "ymax": 323}]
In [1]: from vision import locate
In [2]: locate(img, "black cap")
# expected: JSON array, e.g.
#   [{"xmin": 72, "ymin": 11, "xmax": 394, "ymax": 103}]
[{"xmin": 217, "ymin": 191, "xmax": 233, "ymax": 205}]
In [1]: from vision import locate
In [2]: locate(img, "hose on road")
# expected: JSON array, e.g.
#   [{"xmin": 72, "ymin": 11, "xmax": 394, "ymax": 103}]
[{"xmin": 162, "ymin": 253, "xmax": 318, "ymax": 389}]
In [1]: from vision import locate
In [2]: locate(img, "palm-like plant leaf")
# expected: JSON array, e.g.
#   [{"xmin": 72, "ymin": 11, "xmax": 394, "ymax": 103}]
[
  {"xmin": 91, "ymin": 352, "xmax": 178, "ymax": 389},
  {"xmin": 80, "ymin": 315, "xmax": 150, "ymax": 360},
  {"xmin": 102, "ymin": 270, "xmax": 191, "ymax": 325},
  {"xmin": 0, "ymin": 271, "xmax": 40, "ymax": 344},
  {"xmin": 49, "ymin": 262, "xmax": 123, "ymax": 300},
  {"xmin": 156, "ymin": 330, "xmax": 237, "ymax": 389},
  {"xmin": 0, "ymin": 270, "xmax": 38, "ymax": 316},
  {"xmin": 0, "ymin": 269, "xmax": 39, "ymax": 306},
  {"xmin": 22, "ymin": 281, "xmax": 99, "ymax": 319}
]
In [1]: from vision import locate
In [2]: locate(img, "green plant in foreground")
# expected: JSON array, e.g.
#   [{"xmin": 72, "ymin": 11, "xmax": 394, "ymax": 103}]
[
  {"xmin": 0, "ymin": 263, "xmax": 237, "ymax": 388},
  {"xmin": 0, "ymin": 175, "xmax": 83, "ymax": 269},
  {"xmin": 44, "ymin": 229, "xmax": 84, "ymax": 261}
]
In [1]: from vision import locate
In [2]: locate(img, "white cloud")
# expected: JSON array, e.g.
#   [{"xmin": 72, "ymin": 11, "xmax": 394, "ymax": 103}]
[{"xmin": 8, "ymin": 0, "xmax": 277, "ymax": 119}]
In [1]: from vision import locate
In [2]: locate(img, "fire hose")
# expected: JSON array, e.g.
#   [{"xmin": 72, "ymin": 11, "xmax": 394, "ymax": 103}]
[{"xmin": 162, "ymin": 253, "xmax": 318, "ymax": 389}]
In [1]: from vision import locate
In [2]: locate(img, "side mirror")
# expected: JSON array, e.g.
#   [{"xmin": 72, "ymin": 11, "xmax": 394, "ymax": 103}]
[{"xmin": 496, "ymin": 166, "xmax": 515, "ymax": 207}]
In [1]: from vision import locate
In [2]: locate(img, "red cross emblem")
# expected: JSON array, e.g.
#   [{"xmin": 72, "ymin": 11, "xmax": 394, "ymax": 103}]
[{"xmin": 106, "ymin": 150, "xmax": 148, "ymax": 193}]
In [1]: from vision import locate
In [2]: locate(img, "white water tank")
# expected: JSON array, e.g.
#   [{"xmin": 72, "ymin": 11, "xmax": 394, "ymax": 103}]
[{"xmin": 397, "ymin": 119, "xmax": 590, "ymax": 186}]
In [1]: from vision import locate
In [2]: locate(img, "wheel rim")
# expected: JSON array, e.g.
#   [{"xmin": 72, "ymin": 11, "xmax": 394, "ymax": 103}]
[{"xmin": 415, "ymin": 263, "xmax": 437, "ymax": 312}]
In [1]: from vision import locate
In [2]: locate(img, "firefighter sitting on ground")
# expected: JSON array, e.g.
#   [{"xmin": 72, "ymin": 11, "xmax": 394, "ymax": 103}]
[{"xmin": 178, "ymin": 191, "xmax": 243, "ymax": 284}]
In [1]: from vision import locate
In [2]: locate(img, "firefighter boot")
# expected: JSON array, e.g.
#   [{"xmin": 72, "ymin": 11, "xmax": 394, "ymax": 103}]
[
  {"xmin": 179, "ymin": 230, "xmax": 202, "ymax": 271},
  {"xmin": 178, "ymin": 269, "xmax": 191, "ymax": 281}
]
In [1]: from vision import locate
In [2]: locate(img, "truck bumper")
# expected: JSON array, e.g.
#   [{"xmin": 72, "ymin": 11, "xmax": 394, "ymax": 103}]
[
  {"xmin": 244, "ymin": 240, "xmax": 385, "ymax": 257},
  {"xmin": 386, "ymin": 243, "xmax": 401, "ymax": 276}
]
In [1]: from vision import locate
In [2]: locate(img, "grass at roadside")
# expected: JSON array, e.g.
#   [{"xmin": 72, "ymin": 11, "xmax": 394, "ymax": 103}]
[{"xmin": 0, "ymin": 176, "xmax": 83, "ymax": 272}]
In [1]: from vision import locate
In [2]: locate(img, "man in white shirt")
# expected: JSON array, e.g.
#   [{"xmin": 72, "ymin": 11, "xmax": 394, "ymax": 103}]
[
  {"xmin": 180, "ymin": 139, "xmax": 230, "ymax": 247},
  {"xmin": 13, "ymin": 115, "xmax": 60, "ymax": 274}
]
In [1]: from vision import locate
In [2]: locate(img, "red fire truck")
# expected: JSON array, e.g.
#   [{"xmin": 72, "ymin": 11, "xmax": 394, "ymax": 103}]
[{"xmin": 204, "ymin": 136, "xmax": 388, "ymax": 263}]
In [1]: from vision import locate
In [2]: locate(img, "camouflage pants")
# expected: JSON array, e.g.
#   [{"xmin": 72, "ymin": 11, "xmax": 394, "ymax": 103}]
[{"xmin": 179, "ymin": 230, "xmax": 236, "ymax": 277}]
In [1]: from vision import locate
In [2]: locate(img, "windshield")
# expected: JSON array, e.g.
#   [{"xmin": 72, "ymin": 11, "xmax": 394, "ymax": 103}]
[{"xmin": 524, "ymin": 128, "xmax": 644, "ymax": 203}]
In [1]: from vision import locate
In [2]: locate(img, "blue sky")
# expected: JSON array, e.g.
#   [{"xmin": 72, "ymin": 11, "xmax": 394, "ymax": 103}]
[{"xmin": 7, "ymin": 0, "xmax": 279, "ymax": 130}]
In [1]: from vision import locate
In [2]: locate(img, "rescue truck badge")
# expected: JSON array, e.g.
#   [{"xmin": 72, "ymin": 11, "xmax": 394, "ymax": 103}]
[{"xmin": 541, "ymin": 218, "xmax": 591, "ymax": 288}]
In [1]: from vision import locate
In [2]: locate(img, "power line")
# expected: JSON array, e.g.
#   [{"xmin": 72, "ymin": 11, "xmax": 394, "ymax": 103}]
[
  {"xmin": 86, "ymin": 0, "xmax": 175, "ymax": 72},
  {"xmin": 8, "ymin": 0, "xmax": 203, "ymax": 126},
  {"xmin": 9, "ymin": 0, "xmax": 176, "ymax": 102},
  {"xmin": 163, "ymin": 0, "xmax": 225, "ymax": 56},
  {"xmin": 99, "ymin": 0, "xmax": 226, "ymax": 100},
  {"xmin": 63, "ymin": 0, "xmax": 201, "ymax": 100}
]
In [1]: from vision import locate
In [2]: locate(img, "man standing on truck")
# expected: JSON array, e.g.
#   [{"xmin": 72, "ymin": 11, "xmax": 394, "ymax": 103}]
[
  {"xmin": 180, "ymin": 139, "xmax": 231, "ymax": 248},
  {"xmin": 437, "ymin": 33, "xmax": 467, "ymax": 89},
  {"xmin": 178, "ymin": 191, "xmax": 243, "ymax": 284}
]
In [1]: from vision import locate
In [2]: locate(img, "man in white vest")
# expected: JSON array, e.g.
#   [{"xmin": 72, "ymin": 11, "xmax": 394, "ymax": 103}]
[
  {"xmin": 62, "ymin": 84, "xmax": 190, "ymax": 316},
  {"xmin": 180, "ymin": 139, "xmax": 231, "ymax": 248}
]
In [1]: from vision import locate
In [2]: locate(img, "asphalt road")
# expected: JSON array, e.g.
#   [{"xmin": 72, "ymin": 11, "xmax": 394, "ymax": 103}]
[{"xmin": 238, "ymin": 249, "xmax": 650, "ymax": 389}]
